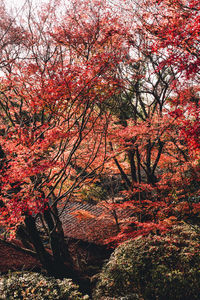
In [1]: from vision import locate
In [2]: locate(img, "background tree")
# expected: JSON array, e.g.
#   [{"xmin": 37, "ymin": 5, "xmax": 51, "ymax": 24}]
[{"xmin": 101, "ymin": 0, "xmax": 200, "ymax": 243}]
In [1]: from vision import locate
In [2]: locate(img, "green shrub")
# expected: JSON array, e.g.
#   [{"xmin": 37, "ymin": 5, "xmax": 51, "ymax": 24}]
[
  {"xmin": 0, "ymin": 271, "xmax": 89, "ymax": 300},
  {"xmin": 80, "ymin": 184, "xmax": 107, "ymax": 203},
  {"xmin": 93, "ymin": 223, "xmax": 200, "ymax": 300}
]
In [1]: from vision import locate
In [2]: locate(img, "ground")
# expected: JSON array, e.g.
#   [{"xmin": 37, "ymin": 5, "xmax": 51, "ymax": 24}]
[{"xmin": 0, "ymin": 239, "xmax": 41, "ymax": 274}]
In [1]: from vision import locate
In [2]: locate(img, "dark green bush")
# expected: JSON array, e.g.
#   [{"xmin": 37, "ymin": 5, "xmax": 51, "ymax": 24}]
[
  {"xmin": 93, "ymin": 223, "xmax": 200, "ymax": 300},
  {"xmin": 0, "ymin": 271, "xmax": 89, "ymax": 300}
]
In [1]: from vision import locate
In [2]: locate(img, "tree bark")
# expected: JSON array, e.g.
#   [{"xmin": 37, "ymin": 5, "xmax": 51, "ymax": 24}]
[
  {"xmin": 43, "ymin": 206, "xmax": 74, "ymax": 278},
  {"xmin": 24, "ymin": 214, "xmax": 56, "ymax": 276}
]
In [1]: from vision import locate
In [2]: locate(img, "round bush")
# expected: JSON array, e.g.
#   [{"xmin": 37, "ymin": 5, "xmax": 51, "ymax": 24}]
[
  {"xmin": 93, "ymin": 223, "xmax": 200, "ymax": 300},
  {"xmin": 0, "ymin": 271, "xmax": 89, "ymax": 300}
]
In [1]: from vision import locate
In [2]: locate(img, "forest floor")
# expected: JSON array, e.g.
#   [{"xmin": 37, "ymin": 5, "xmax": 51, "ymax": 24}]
[{"xmin": 0, "ymin": 239, "xmax": 41, "ymax": 274}]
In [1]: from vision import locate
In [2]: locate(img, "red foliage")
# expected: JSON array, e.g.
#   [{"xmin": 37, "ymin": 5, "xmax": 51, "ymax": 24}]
[
  {"xmin": 0, "ymin": 0, "xmax": 199, "ymax": 266},
  {"xmin": 144, "ymin": 0, "xmax": 200, "ymax": 78}
]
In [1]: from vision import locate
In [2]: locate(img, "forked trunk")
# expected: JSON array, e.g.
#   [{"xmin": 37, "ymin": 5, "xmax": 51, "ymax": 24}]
[{"xmin": 24, "ymin": 214, "xmax": 74, "ymax": 278}]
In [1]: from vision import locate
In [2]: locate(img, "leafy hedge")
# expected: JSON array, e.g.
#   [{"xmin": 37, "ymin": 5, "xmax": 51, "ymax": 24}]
[
  {"xmin": 93, "ymin": 223, "xmax": 200, "ymax": 300},
  {"xmin": 0, "ymin": 272, "xmax": 89, "ymax": 300}
]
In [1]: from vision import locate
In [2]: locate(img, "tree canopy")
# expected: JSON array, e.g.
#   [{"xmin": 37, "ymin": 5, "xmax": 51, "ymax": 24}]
[{"xmin": 0, "ymin": 0, "xmax": 199, "ymax": 277}]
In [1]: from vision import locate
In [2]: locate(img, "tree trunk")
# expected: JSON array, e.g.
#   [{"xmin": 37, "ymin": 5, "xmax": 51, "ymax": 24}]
[
  {"xmin": 128, "ymin": 150, "xmax": 137, "ymax": 183},
  {"xmin": 24, "ymin": 214, "xmax": 57, "ymax": 276},
  {"xmin": 43, "ymin": 206, "xmax": 74, "ymax": 278}
]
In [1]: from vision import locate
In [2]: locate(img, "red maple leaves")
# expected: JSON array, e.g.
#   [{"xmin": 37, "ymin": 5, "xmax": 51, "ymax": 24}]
[{"xmin": 0, "ymin": 0, "xmax": 199, "ymax": 258}]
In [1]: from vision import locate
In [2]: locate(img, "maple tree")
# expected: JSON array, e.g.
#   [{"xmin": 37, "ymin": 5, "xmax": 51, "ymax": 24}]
[
  {"xmin": 0, "ymin": 0, "xmax": 129, "ymax": 276},
  {"xmin": 100, "ymin": 0, "xmax": 200, "ymax": 244},
  {"xmin": 145, "ymin": 0, "xmax": 200, "ymax": 78},
  {"xmin": 0, "ymin": 0, "xmax": 199, "ymax": 277}
]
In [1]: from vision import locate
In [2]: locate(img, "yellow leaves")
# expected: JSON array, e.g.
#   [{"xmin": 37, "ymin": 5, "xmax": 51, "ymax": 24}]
[
  {"xmin": 162, "ymin": 216, "xmax": 177, "ymax": 226},
  {"xmin": 71, "ymin": 209, "xmax": 96, "ymax": 221}
]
